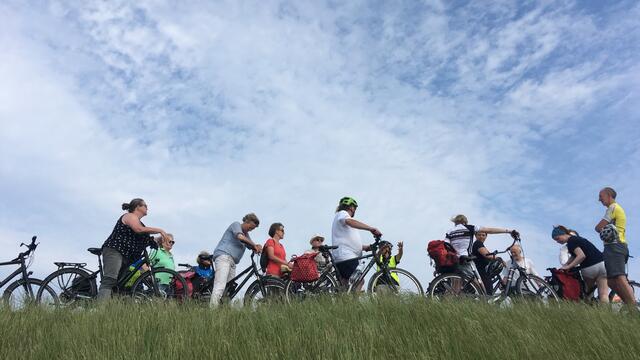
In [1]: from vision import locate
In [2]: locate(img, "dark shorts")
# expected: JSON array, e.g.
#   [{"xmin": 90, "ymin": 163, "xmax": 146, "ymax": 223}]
[
  {"xmin": 335, "ymin": 258, "xmax": 359, "ymax": 281},
  {"xmin": 603, "ymin": 243, "xmax": 629, "ymax": 278}
]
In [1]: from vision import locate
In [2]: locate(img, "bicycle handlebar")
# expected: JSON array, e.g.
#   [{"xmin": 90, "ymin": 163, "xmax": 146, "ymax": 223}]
[
  {"xmin": 15, "ymin": 236, "xmax": 38, "ymax": 260},
  {"xmin": 178, "ymin": 263, "xmax": 193, "ymax": 268}
]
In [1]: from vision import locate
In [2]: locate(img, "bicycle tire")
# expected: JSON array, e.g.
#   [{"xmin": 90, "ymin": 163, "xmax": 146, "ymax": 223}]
[
  {"xmin": 244, "ymin": 278, "xmax": 286, "ymax": 309},
  {"xmin": 285, "ymin": 272, "xmax": 340, "ymax": 304},
  {"xmin": 130, "ymin": 268, "xmax": 187, "ymax": 303},
  {"xmin": 427, "ymin": 273, "xmax": 483, "ymax": 300},
  {"xmin": 367, "ymin": 268, "xmax": 424, "ymax": 297},
  {"xmin": 2, "ymin": 278, "xmax": 56, "ymax": 310},
  {"xmin": 514, "ymin": 275, "xmax": 559, "ymax": 304},
  {"xmin": 36, "ymin": 267, "xmax": 97, "ymax": 308}
]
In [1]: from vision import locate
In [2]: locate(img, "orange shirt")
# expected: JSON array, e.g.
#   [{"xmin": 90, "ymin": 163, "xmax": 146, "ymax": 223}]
[{"xmin": 264, "ymin": 238, "xmax": 286, "ymax": 277}]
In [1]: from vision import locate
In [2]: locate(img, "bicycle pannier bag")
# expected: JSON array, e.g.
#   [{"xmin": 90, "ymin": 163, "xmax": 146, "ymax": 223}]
[
  {"xmin": 550, "ymin": 268, "xmax": 582, "ymax": 301},
  {"xmin": 290, "ymin": 253, "xmax": 319, "ymax": 282},
  {"xmin": 173, "ymin": 271, "xmax": 195, "ymax": 300},
  {"xmin": 427, "ymin": 240, "xmax": 459, "ymax": 270}
]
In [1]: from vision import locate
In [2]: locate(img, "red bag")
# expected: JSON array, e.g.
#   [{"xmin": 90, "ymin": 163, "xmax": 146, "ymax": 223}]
[
  {"xmin": 427, "ymin": 240, "xmax": 459, "ymax": 269},
  {"xmin": 550, "ymin": 268, "xmax": 582, "ymax": 301},
  {"xmin": 290, "ymin": 253, "xmax": 319, "ymax": 282},
  {"xmin": 173, "ymin": 271, "xmax": 195, "ymax": 300}
]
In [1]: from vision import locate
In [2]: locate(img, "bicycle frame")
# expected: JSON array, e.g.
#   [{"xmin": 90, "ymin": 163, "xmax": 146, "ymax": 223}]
[
  {"xmin": 222, "ymin": 253, "xmax": 268, "ymax": 301},
  {"xmin": 0, "ymin": 257, "xmax": 33, "ymax": 291}
]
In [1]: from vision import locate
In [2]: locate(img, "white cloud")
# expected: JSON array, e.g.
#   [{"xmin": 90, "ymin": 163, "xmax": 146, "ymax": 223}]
[{"xmin": 1, "ymin": 0, "xmax": 638, "ymax": 286}]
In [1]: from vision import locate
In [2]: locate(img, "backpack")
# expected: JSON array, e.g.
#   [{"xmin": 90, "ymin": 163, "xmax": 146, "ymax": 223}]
[
  {"xmin": 427, "ymin": 240, "xmax": 459, "ymax": 270},
  {"xmin": 173, "ymin": 271, "xmax": 195, "ymax": 300},
  {"xmin": 548, "ymin": 268, "xmax": 583, "ymax": 301},
  {"xmin": 290, "ymin": 252, "xmax": 320, "ymax": 282},
  {"xmin": 260, "ymin": 240, "xmax": 272, "ymax": 272}
]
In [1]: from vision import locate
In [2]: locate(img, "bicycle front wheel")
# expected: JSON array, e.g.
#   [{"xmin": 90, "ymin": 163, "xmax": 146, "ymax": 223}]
[
  {"xmin": 515, "ymin": 275, "xmax": 559, "ymax": 304},
  {"xmin": 427, "ymin": 273, "xmax": 483, "ymax": 301},
  {"xmin": 3, "ymin": 278, "xmax": 56, "ymax": 310},
  {"xmin": 285, "ymin": 272, "xmax": 340, "ymax": 304},
  {"xmin": 244, "ymin": 278, "xmax": 286, "ymax": 309},
  {"xmin": 367, "ymin": 268, "xmax": 424, "ymax": 297},
  {"xmin": 36, "ymin": 268, "xmax": 97, "ymax": 308},
  {"xmin": 130, "ymin": 268, "xmax": 187, "ymax": 303}
]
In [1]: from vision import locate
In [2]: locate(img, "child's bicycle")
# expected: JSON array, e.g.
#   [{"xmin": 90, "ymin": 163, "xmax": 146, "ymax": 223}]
[{"xmin": 35, "ymin": 242, "xmax": 187, "ymax": 307}]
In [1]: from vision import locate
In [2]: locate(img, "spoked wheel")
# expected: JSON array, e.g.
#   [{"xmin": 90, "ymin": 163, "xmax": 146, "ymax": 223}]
[
  {"xmin": 130, "ymin": 268, "xmax": 187, "ymax": 303},
  {"xmin": 2, "ymin": 278, "xmax": 56, "ymax": 310},
  {"xmin": 244, "ymin": 278, "xmax": 286, "ymax": 309},
  {"xmin": 427, "ymin": 273, "xmax": 483, "ymax": 301},
  {"xmin": 285, "ymin": 273, "xmax": 340, "ymax": 304},
  {"xmin": 368, "ymin": 268, "xmax": 424, "ymax": 297},
  {"xmin": 36, "ymin": 268, "xmax": 97, "ymax": 308},
  {"xmin": 515, "ymin": 275, "xmax": 559, "ymax": 304}
]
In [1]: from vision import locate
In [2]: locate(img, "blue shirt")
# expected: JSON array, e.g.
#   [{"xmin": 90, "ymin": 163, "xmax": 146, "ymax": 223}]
[
  {"xmin": 213, "ymin": 222, "xmax": 249, "ymax": 264},
  {"xmin": 195, "ymin": 265, "xmax": 213, "ymax": 279}
]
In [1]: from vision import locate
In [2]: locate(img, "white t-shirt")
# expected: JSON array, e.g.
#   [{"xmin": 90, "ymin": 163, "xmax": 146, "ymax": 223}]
[
  {"xmin": 502, "ymin": 258, "xmax": 539, "ymax": 286},
  {"xmin": 445, "ymin": 224, "xmax": 482, "ymax": 256},
  {"xmin": 331, "ymin": 210, "xmax": 362, "ymax": 262}
]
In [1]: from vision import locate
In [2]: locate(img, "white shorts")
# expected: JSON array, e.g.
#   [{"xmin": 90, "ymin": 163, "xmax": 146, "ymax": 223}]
[{"xmin": 580, "ymin": 261, "xmax": 607, "ymax": 281}]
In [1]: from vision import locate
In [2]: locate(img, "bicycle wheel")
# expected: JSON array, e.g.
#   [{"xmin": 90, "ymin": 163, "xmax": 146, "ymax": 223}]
[
  {"xmin": 515, "ymin": 275, "xmax": 559, "ymax": 304},
  {"xmin": 367, "ymin": 268, "xmax": 424, "ymax": 297},
  {"xmin": 244, "ymin": 278, "xmax": 286, "ymax": 309},
  {"xmin": 130, "ymin": 268, "xmax": 187, "ymax": 303},
  {"xmin": 427, "ymin": 273, "xmax": 483, "ymax": 301},
  {"xmin": 285, "ymin": 272, "xmax": 340, "ymax": 304},
  {"xmin": 2, "ymin": 278, "xmax": 56, "ymax": 310},
  {"xmin": 36, "ymin": 268, "xmax": 97, "ymax": 308}
]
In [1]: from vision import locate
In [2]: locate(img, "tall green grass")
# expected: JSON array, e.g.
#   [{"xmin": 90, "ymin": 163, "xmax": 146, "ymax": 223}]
[{"xmin": 1, "ymin": 298, "xmax": 639, "ymax": 359}]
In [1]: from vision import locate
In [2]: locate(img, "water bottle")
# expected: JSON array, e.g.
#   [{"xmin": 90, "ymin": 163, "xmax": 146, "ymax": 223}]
[{"xmin": 349, "ymin": 261, "xmax": 366, "ymax": 285}]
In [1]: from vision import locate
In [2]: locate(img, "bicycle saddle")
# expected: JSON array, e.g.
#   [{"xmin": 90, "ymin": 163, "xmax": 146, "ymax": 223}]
[{"xmin": 87, "ymin": 247, "xmax": 102, "ymax": 256}]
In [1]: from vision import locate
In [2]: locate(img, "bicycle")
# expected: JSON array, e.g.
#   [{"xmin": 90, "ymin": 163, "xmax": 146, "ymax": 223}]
[
  {"xmin": 427, "ymin": 233, "xmax": 559, "ymax": 304},
  {"xmin": 285, "ymin": 236, "xmax": 424, "ymax": 303},
  {"xmin": 1, "ymin": 236, "xmax": 56, "ymax": 309},
  {"xmin": 177, "ymin": 250, "xmax": 286, "ymax": 308},
  {"xmin": 36, "ymin": 243, "xmax": 187, "ymax": 307}
]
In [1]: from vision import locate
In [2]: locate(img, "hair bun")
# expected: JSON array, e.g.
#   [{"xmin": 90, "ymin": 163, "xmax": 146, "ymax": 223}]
[{"xmin": 122, "ymin": 203, "xmax": 130, "ymax": 211}]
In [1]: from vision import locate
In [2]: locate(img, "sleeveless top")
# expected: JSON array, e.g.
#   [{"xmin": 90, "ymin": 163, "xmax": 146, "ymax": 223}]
[{"xmin": 102, "ymin": 215, "xmax": 151, "ymax": 262}]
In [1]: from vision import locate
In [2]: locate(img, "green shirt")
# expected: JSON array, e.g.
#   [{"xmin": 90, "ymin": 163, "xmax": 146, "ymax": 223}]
[{"xmin": 149, "ymin": 248, "xmax": 175, "ymax": 285}]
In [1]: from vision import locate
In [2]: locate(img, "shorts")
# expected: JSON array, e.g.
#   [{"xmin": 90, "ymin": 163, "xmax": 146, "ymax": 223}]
[
  {"xmin": 603, "ymin": 243, "xmax": 629, "ymax": 279},
  {"xmin": 579, "ymin": 261, "xmax": 607, "ymax": 281},
  {"xmin": 335, "ymin": 258, "xmax": 359, "ymax": 281}
]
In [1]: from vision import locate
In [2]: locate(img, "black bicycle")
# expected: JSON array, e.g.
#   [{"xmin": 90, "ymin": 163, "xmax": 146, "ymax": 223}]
[
  {"xmin": 36, "ymin": 243, "xmax": 187, "ymax": 307},
  {"xmin": 178, "ymin": 251, "xmax": 286, "ymax": 308},
  {"xmin": 428, "ymin": 233, "xmax": 559, "ymax": 305},
  {"xmin": 1, "ymin": 236, "xmax": 56, "ymax": 309},
  {"xmin": 285, "ymin": 236, "xmax": 424, "ymax": 303}
]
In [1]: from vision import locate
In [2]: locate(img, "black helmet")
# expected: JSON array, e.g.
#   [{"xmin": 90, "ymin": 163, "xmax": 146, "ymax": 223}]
[{"xmin": 378, "ymin": 240, "xmax": 392, "ymax": 250}]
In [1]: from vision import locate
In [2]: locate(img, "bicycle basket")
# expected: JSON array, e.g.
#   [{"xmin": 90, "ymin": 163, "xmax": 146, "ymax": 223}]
[{"xmin": 290, "ymin": 253, "xmax": 319, "ymax": 282}]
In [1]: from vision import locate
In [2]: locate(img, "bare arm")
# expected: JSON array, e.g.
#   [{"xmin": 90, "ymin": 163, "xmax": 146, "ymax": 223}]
[
  {"xmin": 595, "ymin": 219, "xmax": 609, "ymax": 233},
  {"xmin": 122, "ymin": 213, "xmax": 167, "ymax": 238},
  {"xmin": 478, "ymin": 227, "xmax": 512, "ymax": 235},
  {"xmin": 237, "ymin": 233, "xmax": 262, "ymax": 253},
  {"xmin": 477, "ymin": 246, "xmax": 500, "ymax": 261},
  {"xmin": 345, "ymin": 218, "xmax": 382, "ymax": 237},
  {"xmin": 396, "ymin": 242, "xmax": 404, "ymax": 262},
  {"xmin": 562, "ymin": 248, "xmax": 586, "ymax": 270}
]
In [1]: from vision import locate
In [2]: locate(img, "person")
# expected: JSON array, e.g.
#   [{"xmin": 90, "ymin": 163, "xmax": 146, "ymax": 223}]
[
  {"xmin": 558, "ymin": 227, "xmax": 578, "ymax": 266},
  {"xmin": 502, "ymin": 244, "xmax": 538, "ymax": 288},
  {"xmin": 471, "ymin": 232, "xmax": 503, "ymax": 294},
  {"xmin": 594, "ymin": 187, "xmax": 634, "ymax": 307},
  {"xmin": 192, "ymin": 251, "xmax": 214, "ymax": 294},
  {"xmin": 552, "ymin": 225, "xmax": 608, "ymax": 303},
  {"xmin": 210, "ymin": 213, "xmax": 262, "ymax": 308},
  {"xmin": 147, "ymin": 234, "xmax": 176, "ymax": 291},
  {"xmin": 97, "ymin": 198, "xmax": 169, "ymax": 301},
  {"xmin": 263, "ymin": 223, "xmax": 293, "ymax": 278},
  {"xmin": 331, "ymin": 197, "xmax": 382, "ymax": 287},
  {"xmin": 305, "ymin": 235, "xmax": 329, "ymax": 270},
  {"xmin": 375, "ymin": 241, "xmax": 403, "ymax": 285},
  {"xmin": 445, "ymin": 214, "xmax": 518, "ymax": 277}
]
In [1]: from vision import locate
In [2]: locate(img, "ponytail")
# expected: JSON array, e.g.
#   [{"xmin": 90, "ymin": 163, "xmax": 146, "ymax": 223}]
[{"xmin": 122, "ymin": 198, "xmax": 145, "ymax": 213}]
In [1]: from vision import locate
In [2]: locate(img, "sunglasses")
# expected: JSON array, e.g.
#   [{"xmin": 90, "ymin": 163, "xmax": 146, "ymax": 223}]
[{"xmin": 168, "ymin": 240, "xmax": 175, "ymax": 245}]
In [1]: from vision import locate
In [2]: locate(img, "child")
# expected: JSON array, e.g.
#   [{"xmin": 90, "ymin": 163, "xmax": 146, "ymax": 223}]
[
  {"xmin": 376, "ymin": 241, "xmax": 403, "ymax": 285},
  {"xmin": 192, "ymin": 251, "xmax": 214, "ymax": 293}
]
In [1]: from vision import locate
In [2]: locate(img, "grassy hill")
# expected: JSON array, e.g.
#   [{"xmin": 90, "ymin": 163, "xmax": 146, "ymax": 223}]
[{"xmin": 1, "ymin": 298, "xmax": 639, "ymax": 359}]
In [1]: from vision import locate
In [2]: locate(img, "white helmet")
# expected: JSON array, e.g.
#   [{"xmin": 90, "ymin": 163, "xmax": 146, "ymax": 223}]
[{"xmin": 599, "ymin": 224, "xmax": 619, "ymax": 243}]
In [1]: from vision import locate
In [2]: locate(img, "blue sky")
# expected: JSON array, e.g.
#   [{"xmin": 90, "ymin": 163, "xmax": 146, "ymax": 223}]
[{"xmin": 1, "ymin": 0, "xmax": 639, "ymax": 286}]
